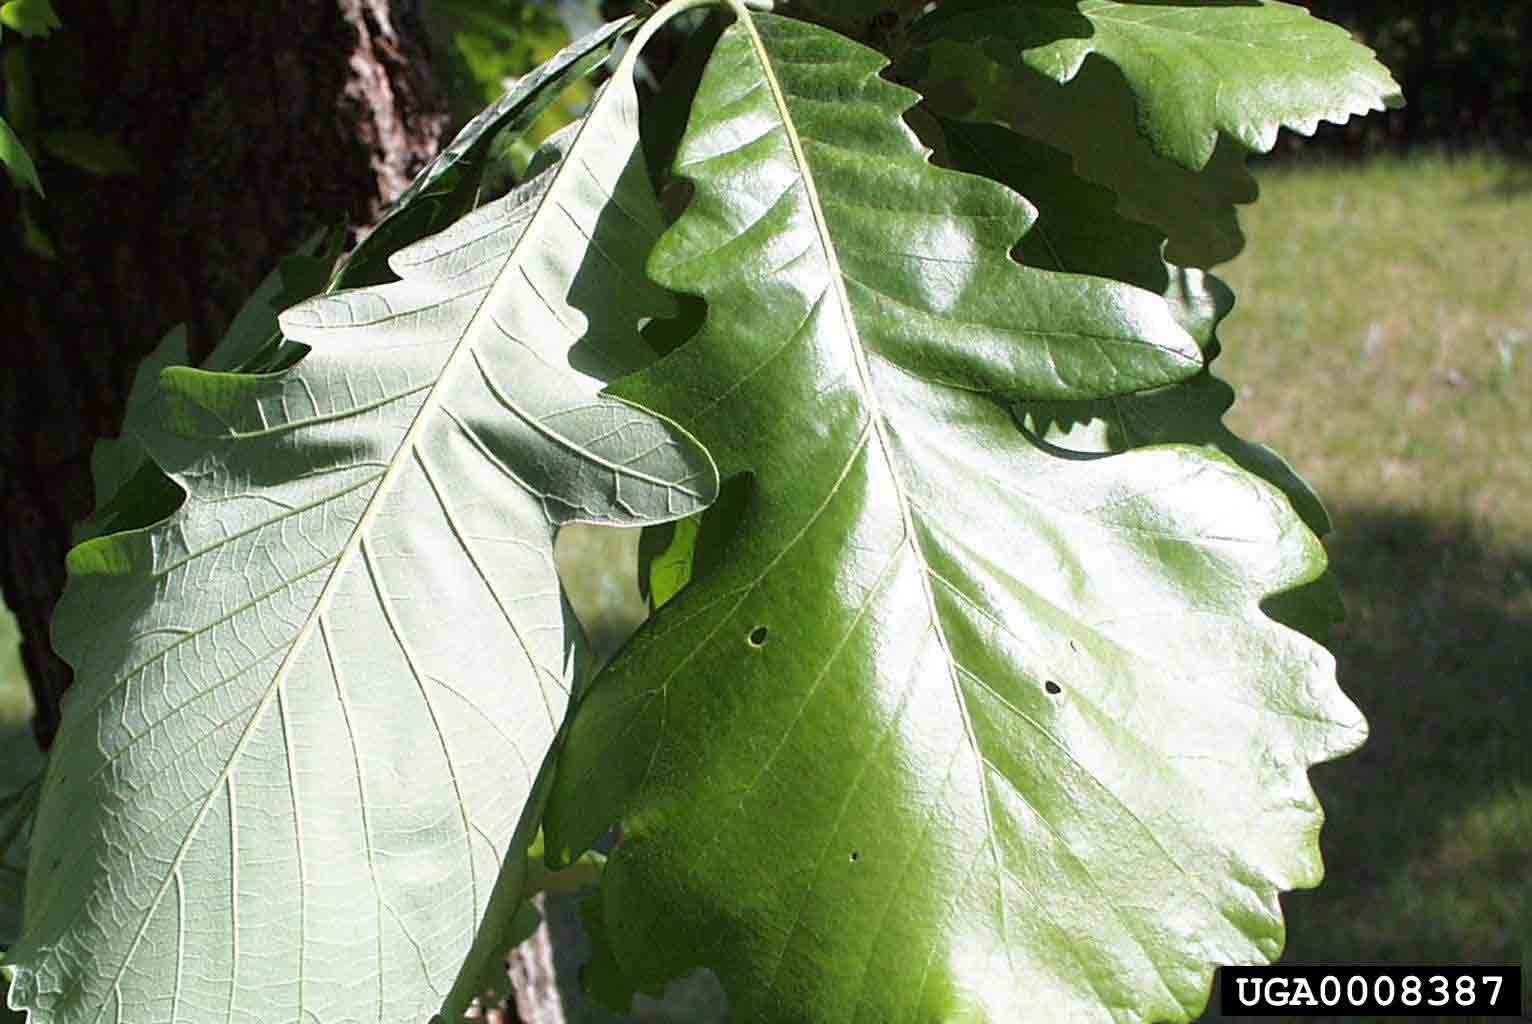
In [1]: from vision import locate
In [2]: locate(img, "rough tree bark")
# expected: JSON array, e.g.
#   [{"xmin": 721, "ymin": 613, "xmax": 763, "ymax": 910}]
[{"xmin": 0, "ymin": 0, "xmax": 448, "ymax": 747}]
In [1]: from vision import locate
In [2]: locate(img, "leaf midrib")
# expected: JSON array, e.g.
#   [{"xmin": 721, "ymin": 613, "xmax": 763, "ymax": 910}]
[
  {"xmin": 734, "ymin": 14, "xmax": 933, "ymax": 649},
  {"xmin": 734, "ymin": 10, "xmax": 1015, "ymax": 989},
  {"xmin": 82, "ymin": 56, "xmax": 628, "ymax": 1024}
]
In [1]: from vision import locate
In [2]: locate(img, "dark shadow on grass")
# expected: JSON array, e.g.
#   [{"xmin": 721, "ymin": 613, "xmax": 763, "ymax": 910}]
[
  {"xmin": 1468, "ymin": 162, "xmax": 1532, "ymax": 201},
  {"xmin": 1204, "ymin": 504, "xmax": 1531, "ymax": 1021}
]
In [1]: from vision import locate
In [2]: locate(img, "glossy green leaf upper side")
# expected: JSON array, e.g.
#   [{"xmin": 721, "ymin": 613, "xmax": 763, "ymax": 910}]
[
  {"xmin": 912, "ymin": 0, "xmax": 1402, "ymax": 170},
  {"xmin": 647, "ymin": 112, "xmax": 1336, "ymax": 647},
  {"xmin": 937, "ymin": 116, "xmax": 1329, "ymax": 534},
  {"xmin": 547, "ymin": 12, "xmax": 1360, "ymax": 1023},
  {"xmin": 8, "ymin": 40, "xmax": 715, "ymax": 1024},
  {"xmin": 633, "ymin": 17, "xmax": 1202, "ymax": 402}
]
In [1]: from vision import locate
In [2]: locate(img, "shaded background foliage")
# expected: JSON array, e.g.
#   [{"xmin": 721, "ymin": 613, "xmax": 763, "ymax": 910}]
[
  {"xmin": 1286, "ymin": 3, "xmax": 1531, "ymax": 157},
  {"xmin": 467, "ymin": 2, "xmax": 1532, "ymax": 158}
]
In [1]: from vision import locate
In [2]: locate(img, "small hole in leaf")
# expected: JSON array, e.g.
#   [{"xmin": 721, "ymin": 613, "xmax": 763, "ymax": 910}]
[
  {"xmin": 1044, "ymin": 680, "xmax": 1062, "ymax": 696},
  {"xmin": 748, "ymin": 626, "xmax": 769, "ymax": 647},
  {"xmin": 849, "ymin": 851, "xmax": 860, "ymax": 862}
]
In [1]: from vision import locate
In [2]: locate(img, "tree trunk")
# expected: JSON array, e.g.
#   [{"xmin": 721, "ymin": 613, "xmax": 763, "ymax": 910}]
[{"xmin": 0, "ymin": 0, "xmax": 448, "ymax": 747}]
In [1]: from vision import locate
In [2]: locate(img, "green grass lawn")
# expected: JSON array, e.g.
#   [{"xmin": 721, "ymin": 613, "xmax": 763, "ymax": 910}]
[{"xmin": 1205, "ymin": 154, "xmax": 1532, "ymax": 1021}]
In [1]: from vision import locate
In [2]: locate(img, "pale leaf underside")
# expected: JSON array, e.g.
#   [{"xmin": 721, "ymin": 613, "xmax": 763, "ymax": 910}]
[{"xmin": 8, "ymin": 41, "xmax": 714, "ymax": 1024}]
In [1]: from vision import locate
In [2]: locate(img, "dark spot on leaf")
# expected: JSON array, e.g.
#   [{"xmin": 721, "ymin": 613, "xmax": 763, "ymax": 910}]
[
  {"xmin": 748, "ymin": 626, "xmax": 769, "ymax": 647},
  {"xmin": 1045, "ymin": 680, "xmax": 1062, "ymax": 696},
  {"xmin": 849, "ymin": 850, "xmax": 860, "ymax": 862}
]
